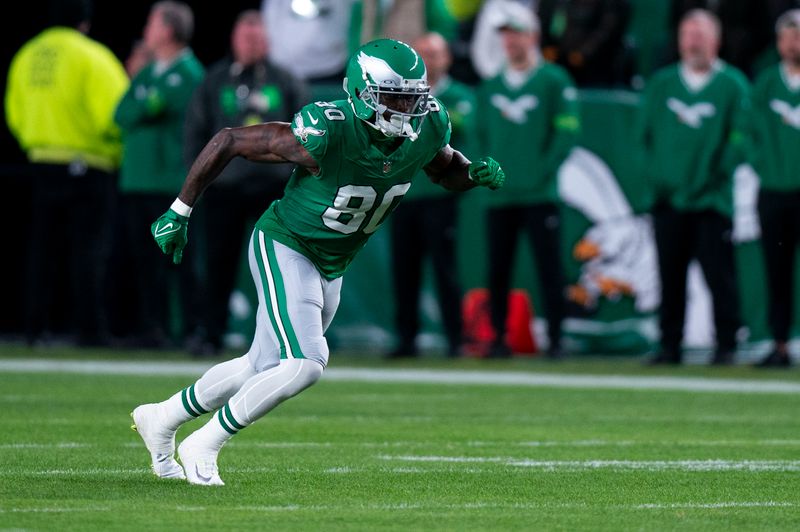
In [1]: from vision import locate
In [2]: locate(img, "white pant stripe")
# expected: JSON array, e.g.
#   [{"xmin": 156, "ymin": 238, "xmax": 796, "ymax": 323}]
[{"xmin": 258, "ymin": 231, "xmax": 294, "ymax": 359}]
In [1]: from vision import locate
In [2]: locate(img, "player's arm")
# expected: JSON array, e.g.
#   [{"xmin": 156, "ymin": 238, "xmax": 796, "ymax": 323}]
[
  {"xmin": 178, "ymin": 122, "xmax": 316, "ymax": 207},
  {"xmin": 424, "ymin": 144, "xmax": 505, "ymax": 192},
  {"xmin": 152, "ymin": 122, "xmax": 316, "ymax": 264}
]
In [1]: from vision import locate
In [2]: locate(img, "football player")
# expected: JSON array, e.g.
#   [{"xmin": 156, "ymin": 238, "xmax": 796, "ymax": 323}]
[{"xmin": 131, "ymin": 39, "xmax": 505, "ymax": 485}]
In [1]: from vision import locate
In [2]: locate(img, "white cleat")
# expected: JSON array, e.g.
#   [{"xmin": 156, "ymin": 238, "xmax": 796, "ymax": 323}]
[
  {"xmin": 131, "ymin": 404, "xmax": 185, "ymax": 480},
  {"xmin": 178, "ymin": 436, "xmax": 225, "ymax": 486}
]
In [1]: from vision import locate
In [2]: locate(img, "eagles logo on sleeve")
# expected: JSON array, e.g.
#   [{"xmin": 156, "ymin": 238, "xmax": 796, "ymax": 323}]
[{"xmin": 292, "ymin": 112, "xmax": 326, "ymax": 143}]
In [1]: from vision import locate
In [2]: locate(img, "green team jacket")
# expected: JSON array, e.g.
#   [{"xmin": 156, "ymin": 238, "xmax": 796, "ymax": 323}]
[
  {"xmin": 476, "ymin": 61, "xmax": 580, "ymax": 207},
  {"xmin": 406, "ymin": 76, "xmax": 475, "ymax": 201},
  {"xmin": 751, "ymin": 63, "xmax": 800, "ymax": 192},
  {"xmin": 638, "ymin": 61, "xmax": 751, "ymax": 217},
  {"xmin": 115, "ymin": 50, "xmax": 204, "ymax": 194},
  {"xmin": 257, "ymin": 98, "xmax": 451, "ymax": 279}
]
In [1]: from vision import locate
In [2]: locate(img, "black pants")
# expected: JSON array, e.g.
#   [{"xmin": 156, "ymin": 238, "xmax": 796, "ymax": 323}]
[
  {"xmin": 123, "ymin": 193, "xmax": 202, "ymax": 342},
  {"xmin": 487, "ymin": 203, "xmax": 565, "ymax": 349},
  {"xmin": 202, "ymin": 182, "xmax": 284, "ymax": 349},
  {"xmin": 25, "ymin": 164, "xmax": 115, "ymax": 343},
  {"xmin": 653, "ymin": 205, "xmax": 741, "ymax": 352},
  {"xmin": 390, "ymin": 197, "xmax": 463, "ymax": 352},
  {"xmin": 0, "ymin": 168, "xmax": 33, "ymax": 336},
  {"xmin": 758, "ymin": 189, "xmax": 800, "ymax": 343}
]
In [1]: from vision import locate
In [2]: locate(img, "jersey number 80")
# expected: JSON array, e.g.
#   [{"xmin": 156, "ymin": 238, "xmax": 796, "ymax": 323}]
[{"xmin": 322, "ymin": 183, "xmax": 411, "ymax": 235}]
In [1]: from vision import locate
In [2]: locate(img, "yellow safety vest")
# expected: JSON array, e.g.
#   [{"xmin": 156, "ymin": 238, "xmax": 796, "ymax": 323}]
[{"xmin": 5, "ymin": 26, "xmax": 129, "ymax": 172}]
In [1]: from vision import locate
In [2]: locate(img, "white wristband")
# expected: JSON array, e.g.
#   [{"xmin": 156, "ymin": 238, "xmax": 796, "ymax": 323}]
[{"xmin": 170, "ymin": 198, "xmax": 193, "ymax": 217}]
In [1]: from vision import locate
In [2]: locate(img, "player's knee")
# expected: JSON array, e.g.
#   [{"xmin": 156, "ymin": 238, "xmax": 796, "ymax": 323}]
[
  {"xmin": 232, "ymin": 358, "xmax": 324, "ymax": 424},
  {"xmin": 271, "ymin": 358, "xmax": 323, "ymax": 402},
  {"xmin": 297, "ymin": 358, "xmax": 324, "ymax": 389}
]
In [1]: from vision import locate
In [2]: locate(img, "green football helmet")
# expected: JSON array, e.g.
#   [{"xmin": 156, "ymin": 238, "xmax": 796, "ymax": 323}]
[{"xmin": 343, "ymin": 39, "xmax": 430, "ymax": 140}]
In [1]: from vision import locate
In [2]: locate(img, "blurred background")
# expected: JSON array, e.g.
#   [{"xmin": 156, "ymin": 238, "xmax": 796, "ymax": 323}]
[{"xmin": 2, "ymin": 0, "xmax": 799, "ymax": 364}]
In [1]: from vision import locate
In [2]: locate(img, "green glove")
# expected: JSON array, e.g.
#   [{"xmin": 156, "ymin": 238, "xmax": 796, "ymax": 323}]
[
  {"xmin": 469, "ymin": 157, "xmax": 505, "ymax": 190},
  {"xmin": 151, "ymin": 209, "xmax": 189, "ymax": 264}
]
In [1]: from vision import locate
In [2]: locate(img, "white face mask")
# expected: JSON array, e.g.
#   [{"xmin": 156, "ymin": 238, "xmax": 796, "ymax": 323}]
[
  {"xmin": 359, "ymin": 83, "xmax": 430, "ymax": 141},
  {"xmin": 375, "ymin": 110, "xmax": 418, "ymax": 140}
]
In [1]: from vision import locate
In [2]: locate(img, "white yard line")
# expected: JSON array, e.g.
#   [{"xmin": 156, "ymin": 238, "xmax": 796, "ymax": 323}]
[
  {"xmin": 378, "ymin": 455, "xmax": 800, "ymax": 472},
  {"xmin": 0, "ymin": 442, "xmax": 89, "ymax": 449},
  {"xmin": 2, "ymin": 501, "xmax": 794, "ymax": 514},
  {"xmin": 8, "ymin": 458, "xmax": 800, "ymax": 478},
  {"xmin": 633, "ymin": 501, "xmax": 795, "ymax": 509},
  {"xmin": 11, "ymin": 438, "xmax": 794, "ymax": 451},
  {"xmin": 2, "ymin": 358, "xmax": 800, "ymax": 394},
  {"xmin": 0, "ymin": 468, "xmax": 150, "ymax": 478},
  {"xmin": 469, "ymin": 439, "xmax": 800, "ymax": 448},
  {"xmin": 0, "ymin": 507, "xmax": 113, "ymax": 513}
]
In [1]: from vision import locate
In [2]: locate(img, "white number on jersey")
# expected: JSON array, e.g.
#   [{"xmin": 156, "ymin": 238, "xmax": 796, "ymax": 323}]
[
  {"xmin": 322, "ymin": 183, "xmax": 411, "ymax": 235},
  {"xmin": 314, "ymin": 101, "xmax": 346, "ymax": 121}
]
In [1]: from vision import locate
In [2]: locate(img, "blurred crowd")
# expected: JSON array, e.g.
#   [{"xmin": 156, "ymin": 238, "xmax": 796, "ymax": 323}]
[{"xmin": 3, "ymin": 0, "xmax": 800, "ymax": 368}]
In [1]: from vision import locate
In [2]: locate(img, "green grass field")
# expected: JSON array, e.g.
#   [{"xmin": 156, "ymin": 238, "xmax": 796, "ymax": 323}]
[{"xmin": 1, "ymin": 348, "xmax": 800, "ymax": 530}]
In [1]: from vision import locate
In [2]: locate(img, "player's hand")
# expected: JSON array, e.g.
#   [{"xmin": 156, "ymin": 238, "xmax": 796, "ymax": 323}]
[
  {"xmin": 469, "ymin": 157, "xmax": 505, "ymax": 190},
  {"xmin": 151, "ymin": 209, "xmax": 189, "ymax": 264}
]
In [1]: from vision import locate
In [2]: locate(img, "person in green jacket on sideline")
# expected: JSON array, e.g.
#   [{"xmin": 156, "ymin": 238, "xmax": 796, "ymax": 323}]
[
  {"xmin": 115, "ymin": 1, "xmax": 204, "ymax": 350},
  {"xmin": 386, "ymin": 32, "xmax": 477, "ymax": 360},
  {"xmin": 639, "ymin": 10, "xmax": 750, "ymax": 366},
  {"xmin": 476, "ymin": 4, "xmax": 579, "ymax": 360},
  {"xmin": 750, "ymin": 10, "xmax": 800, "ymax": 368}
]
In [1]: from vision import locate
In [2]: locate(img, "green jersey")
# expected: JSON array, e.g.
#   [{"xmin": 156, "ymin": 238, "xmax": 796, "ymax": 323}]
[
  {"xmin": 638, "ymin": 61, "xmax": 750, "ymax": 216},
  {"xmin": 751, "ymin": 64, "xmax": 800, "ymax": 192},
  {"xmin": 256, "ymin": 98, "xmax": 451, "ymax": 279},
  {"xmin": 115, "ymin": 50, "xmax": 204, "ymax": 194},
  {"xmin": 406, "ymin": 77, "xmax": 475, "ymax": 201},
  {"xmin": 476, "ymin": 62, "xmax": 580, "ymax": 207}
]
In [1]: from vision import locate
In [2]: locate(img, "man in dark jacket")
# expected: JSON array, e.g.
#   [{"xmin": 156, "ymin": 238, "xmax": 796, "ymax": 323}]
[
  {"xmin": 669, "ymin": 0, "xmax": 773, "ymax": 77},
  {"xmin": 184, "ymin": 10, "xmax": 309, "ymax": 354},
  {"xmin": 538, "ymin": 0, "xmax": 631, "ymax": 87}
]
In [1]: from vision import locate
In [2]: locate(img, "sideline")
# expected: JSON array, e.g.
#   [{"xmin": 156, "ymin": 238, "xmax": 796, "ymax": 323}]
[{"xmin": 1, "ymin": 358, "xmax": 800, "ymax": 394}]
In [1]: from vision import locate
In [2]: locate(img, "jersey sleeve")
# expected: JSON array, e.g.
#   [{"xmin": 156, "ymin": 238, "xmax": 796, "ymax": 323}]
[
  {"xmin": 542, "ymin": 68, "xmax": 580, "ymax": 178},
  {"xmin": 448, "ymin": 88, "xmax": 477, "ymax": 159},
  {"xmin": 552, "ymin": 70, "xmax": 580, "ymax": 134},
  {"xmin": 291, "ymin": 101, "xmax": 335, "ymax": 165},
  {"xmin": 636, "ymin": 69, "xmax": 667, "ymax": 154},
  {"xmin": 748, "ymin": 71, "xmax": 769, "ymax": 170},
  {"xmin": 721, "ymin": 69, "xmax": 754, "ymax": 175},
  {"xmin": 426, "ymin": 96, "xmax": 452, "ymax": 153}
]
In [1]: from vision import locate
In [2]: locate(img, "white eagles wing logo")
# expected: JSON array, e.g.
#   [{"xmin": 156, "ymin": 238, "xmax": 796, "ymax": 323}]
[
  {"xmin": 356, "ymin": 51, "xmax": 408, "ymax": 85},
  {"xmin": 490, "ymin": 94, "xmax": 539, "ymax": 124},
  {"xmin": 666, "ymin": 97, "xmax": 716, "ymax": 128},
  {"xmin": 292, "ymin": 112, "xmax": 325, "ymax": 143},
  {"xmin": 769, "ymin": 99, "xmax": 800, "ymax": 129}
]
